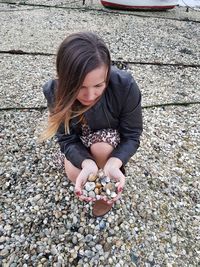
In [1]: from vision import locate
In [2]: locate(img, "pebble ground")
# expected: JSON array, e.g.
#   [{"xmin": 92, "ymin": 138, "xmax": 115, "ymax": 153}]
[{"xmin": 0, "ymin": 1, "xmax": 199, "ymax": 266}]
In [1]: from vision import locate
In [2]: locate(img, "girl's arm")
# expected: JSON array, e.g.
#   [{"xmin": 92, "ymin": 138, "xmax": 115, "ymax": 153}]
[
  {"xmin": 110, "ymin": 78, "xmax": 143, "ymax": 165},
  {"xmin": 103, "ymin": 78, "xmax": 142, "ymax": 198},
  {"xmin": 56, "ymin": 124, "xmax": 95, "ymax": 169}
]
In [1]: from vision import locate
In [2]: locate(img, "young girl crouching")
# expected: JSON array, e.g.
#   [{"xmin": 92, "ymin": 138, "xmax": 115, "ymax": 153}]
[{"xmin": 41, "ymin": 32, "xmax": 143, "ymax": 216}]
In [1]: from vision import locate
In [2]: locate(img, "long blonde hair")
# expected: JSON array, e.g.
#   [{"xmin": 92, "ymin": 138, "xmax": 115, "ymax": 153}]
[{"xmin": 40, "ymin": 32, "xmax": 111, "ymax": 140}]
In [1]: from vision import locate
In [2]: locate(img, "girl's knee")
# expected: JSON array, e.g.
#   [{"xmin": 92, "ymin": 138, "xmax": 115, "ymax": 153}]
[{"xmin": 90, "ymin": 142, "xmax": 113, "ymax": 157}]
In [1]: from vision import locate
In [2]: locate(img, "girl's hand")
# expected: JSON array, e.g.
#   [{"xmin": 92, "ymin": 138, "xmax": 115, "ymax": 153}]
[
  {"xmin": 75, "ymin": 159, "xmax": 98, "ymax": 202},
  {"xmin": 103, "ymin": 157, "xmax": 126, "ymax": 203}
]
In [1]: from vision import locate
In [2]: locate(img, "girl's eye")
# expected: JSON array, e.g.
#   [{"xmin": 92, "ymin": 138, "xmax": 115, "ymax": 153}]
[{"xmin": 95, "ymin": 84, "xmax": 104, "ymax": 88}]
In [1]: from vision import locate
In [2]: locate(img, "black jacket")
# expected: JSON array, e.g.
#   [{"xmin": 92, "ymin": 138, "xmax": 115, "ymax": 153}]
[{"xmin": 43, "ymin": 66, "xmax": 143, "ymax": 168}]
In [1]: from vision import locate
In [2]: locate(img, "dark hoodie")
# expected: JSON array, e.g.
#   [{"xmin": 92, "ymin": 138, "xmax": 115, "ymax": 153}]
[{"xmin": 43, "ymin": 66, "xmax": 143, "ymax": 169}]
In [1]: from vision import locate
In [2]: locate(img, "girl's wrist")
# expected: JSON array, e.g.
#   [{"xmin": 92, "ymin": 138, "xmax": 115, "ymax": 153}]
[
  {"xmin": 81, "ymin": 159, "xmax": 97, "ymax": 169},
  {"xmin": 107, "ymin": 157, "xmax": 122, "ymax": 168}
]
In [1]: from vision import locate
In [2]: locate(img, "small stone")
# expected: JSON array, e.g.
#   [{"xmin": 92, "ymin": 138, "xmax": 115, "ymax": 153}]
[
  {"xmin": 108, "ymin": 258, "xmax": 113, "ymax": 264},
  {"xmin": 100, "ymin": 177, "xmax": 107, "ymax": 186},
  {"xmin": 172, "ymin": 235, "xmax": 177, "ymax": 244},
  {"xmin": 102, "ymin": 181, "xmax": 107, "ymax": 187},
  {"xmin": 0, "ymin": 236, "xmax": 6, "ymax": 243},
  {"xmin": 34, "ymin": 205, "xmax": 39, "ymax": 211},
  {"xmin": 85, "ymin": 250, "xmax": 94, "ymax": 258},
  {"xmin": 24, "ymin": 254, "xmax": 29, "ymax": 260},
  {"xmin": 71, "ymin": 252, "xmax": 77, "ymax": 259},
  {"xmin": 88, "ymin": 173, "xmax": 97, "ymax": 182},
  {"xmin": 115, "ymin": 182, "xmax": 120, "ymax": 187},
  {"xmin": 99, "ymin": 220, "xmax": 106, "ymax": 230},
  {"xmin": 88, "ymin": 191, "xmax": 95, "ymax": 198},
  {"xmin": 104, "ymin": 176, "xmax": 110, "ymax": 183},
  {"xmin": 72, "ymin": 216, "xmax": 78, "ymax": 224},
  {"xmin": 111, "ymin": 192, "xmax": 117, "ymax": 198},
  {"xmin": 8, "ymin": 253, "xmax": 16, "ymax": 264},
  {"xmin": 72, "ymin": 236, "xmax": 78, "ymax": 245},
  {"xmin": 106, "ymin": 189, "xmax": 111, "ymax": 195},
  {"xmin": 85, "ymin": 234, "xmax": 93, "ymax": 242},
  {"xmin": 85, "ymin": 182, "xmax": 96, "ymax": 192},
  {"xmin": 95, "ymin": 183, "xmax": 102, "ymax": 189},
  {"xmin": 5, "ymin": 181, "xmax": 11, "ymax": 189},
  {"xmin": 95, "ymin": 244, "xmax": 103, "ymax": 250},
  {"xmin": 43, "ymin": 218, "xmax": 48, "ymax": 224},
  {"xmin": 4, "ymin": 224, "xmax": 12, "ymax": 231},
  {"xmin": 68, "ymin": 186, "xmax": 74, "ymax": 192},
  {"xmin": 104, "ymin": 183, "xmax": 115, "ymax": 191},
  {"xmin": 55, "ymin": 194, "xmax": 60, "ymax": 202},
  {"xmin": 53, "ymin": 210, "xmax": 62, "ymax": 219},
  {"xmin": 0, "ymin": 248, "xmax": 9, "ymax": 257},
  {"xmin": 98, "ymin": 169, "xmax": 104, "ymax": 178},
  {"xmin": 34, "ymin": 194, "xmax": 41, "ymax": 201},
  {"xmin": 96, "ymin": 195, "xmax": 101, "ymax": 200},
  {"xmin": 94, "ymin": 188, "xmax": 100, "ymax": 195},
  {"xmin": 41, "ymin": 257, "xmax": 47, "ymax": 263},
  {"xmin": 82, "ymin": 190, "xmax": 88, "ymax": 197}
]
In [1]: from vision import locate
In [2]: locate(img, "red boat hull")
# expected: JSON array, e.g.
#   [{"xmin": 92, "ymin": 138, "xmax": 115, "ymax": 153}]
[{"xmin": 101, "ymin": 1, "xmax": 176, "ymax": 10}]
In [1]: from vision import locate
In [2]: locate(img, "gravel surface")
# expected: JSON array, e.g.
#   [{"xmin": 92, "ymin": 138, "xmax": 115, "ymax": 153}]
[
  {"xmin": 0, "ymin": 106, "xmax": 199, "ymax": 266},
  {"xmin": 0, "ymin": 5, "xmax": 199, "ymax": 65},
  {"xmin": 0, "ymin": 1, "xmax": 199, "ymax": 266},
  {"xmin": 0, "ymin": 54, "xmax": 199, "ymax": 109},
  {"xmin": 2, "ymin": 1, "xmax": 200, "ymax": 22},
  {"xmin": 0, "ymin": 54, "xmax": 55, "ymax": 109}
]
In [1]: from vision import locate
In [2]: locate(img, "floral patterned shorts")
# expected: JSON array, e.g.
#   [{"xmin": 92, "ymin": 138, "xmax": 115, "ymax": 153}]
[
  {"xmin": 53, "ymin": 127, "xmax": 120, "ymax": 170},
  {"xmin": 80, "ymin": 126, "xmax": 120, "ymax": 148}
]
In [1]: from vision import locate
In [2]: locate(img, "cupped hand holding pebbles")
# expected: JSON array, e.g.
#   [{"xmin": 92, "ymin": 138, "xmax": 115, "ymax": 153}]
[{"xmin": 80, "ymin": 169, "xmax": 120, "ymax": 202}]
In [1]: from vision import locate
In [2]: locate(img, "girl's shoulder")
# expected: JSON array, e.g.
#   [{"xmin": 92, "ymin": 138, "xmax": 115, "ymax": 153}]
[
  {"xmin": 109, "ymin": 66, "xmax": 133, "ymax": 88},
  {"xmin": 105, "ymin": 66, "xmax": 140, "ymax": 111},
  {"xmin": 107, "ymin": 66, "xmax": 138, "ymax": 101},
  {"xmin": 42, "ymin": 79, "xmax": 57, "ymax": 110}
]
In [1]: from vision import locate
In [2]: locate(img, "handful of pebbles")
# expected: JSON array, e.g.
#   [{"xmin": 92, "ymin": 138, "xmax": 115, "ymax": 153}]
[{"xmin": 82, "ymin": 169, "xmax": 119, "ymax": 201}]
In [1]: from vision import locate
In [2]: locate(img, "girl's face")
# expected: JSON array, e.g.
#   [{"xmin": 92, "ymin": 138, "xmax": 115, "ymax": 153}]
[{"xmin": 77, "ymin": 65, "xmax": 108, "ymax": 106}]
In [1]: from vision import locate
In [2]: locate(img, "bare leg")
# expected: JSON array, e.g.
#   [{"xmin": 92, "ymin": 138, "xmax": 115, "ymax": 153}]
[
  {"xmin": 90, "ymin": 142, "xmax": 114, "ymax": 168},
  {"xmin": 64, "ymin": 142, "xmax": 113, "ymax": 180},
  {"xmin": 64, "ymin": 159, "xmax": 81, "ymax": 184},
  {"xmin": 64, "ymin": 142, "xmax": 113, "ymax": 183}
]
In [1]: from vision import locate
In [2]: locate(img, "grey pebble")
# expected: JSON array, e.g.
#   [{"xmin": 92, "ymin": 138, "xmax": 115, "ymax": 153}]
[
  {"xmin": 99, "ymin": 220, "xmax": 106, "ymax": 230},
  {"xmin": 0, "ymin": 248, "xmax": 9, "ymax": 257},
  {"xmin": 72, "ymin": 236, "xmax": 78, "ymax": 245},
  {"xmin": 85, "ymin": 234, "xmax": 93, "ymax": 242},
  {"xmin": 84, "ymin": 250, "xmax": 94, "ymax": 258}
]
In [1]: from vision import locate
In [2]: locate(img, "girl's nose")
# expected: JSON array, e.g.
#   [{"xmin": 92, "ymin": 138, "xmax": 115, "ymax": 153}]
[{"xmin": 85, "ymin": 89, "xmax": 95, "ymax": 101}]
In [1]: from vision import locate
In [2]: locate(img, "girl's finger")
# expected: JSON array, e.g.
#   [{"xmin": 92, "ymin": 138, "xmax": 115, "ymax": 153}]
[
  {"xmin": 115, "ymin": 193, "xmax": 120, "ymax": 202},
  {"xmin": 75, "ymin": 190, "xmax": 82, "ymax": 196},
  {"xmin": 75, "ymin": 176, "xmax": 86, "ymax": 192},
  {"xmin": 75, "ymin": 182, "xmax": 81, "ymax": 192},
  {"xmin": 107, "ymin": 199, "xmax": 114, "ymax": 205},
  {"xmin": 81, "ymin": 196, "xmax": 90, "ymax": 202},
  {"xmin": 102, "ymin": 195, "xmax": 107, "ymax": 201},
  {"xmin": 78, "ymin": 195, "xmax": 85, "ymax": 201},
  {"xmin": 118, "ymin": 176, "xmax": 125, "ymax": 189},
  {"xmin": 117, "ymin": 186, "xmax": 123, "ymax": 193}
]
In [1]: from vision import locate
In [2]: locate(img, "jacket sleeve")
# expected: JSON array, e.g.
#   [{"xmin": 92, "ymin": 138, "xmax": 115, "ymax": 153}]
[
  {"xmin": 110, "ymin": 78, "xmax": 143, "ymax": 165},
  {"xmin": 56, "ymin": 124, "xmax": 95, "ymax": 169}
]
